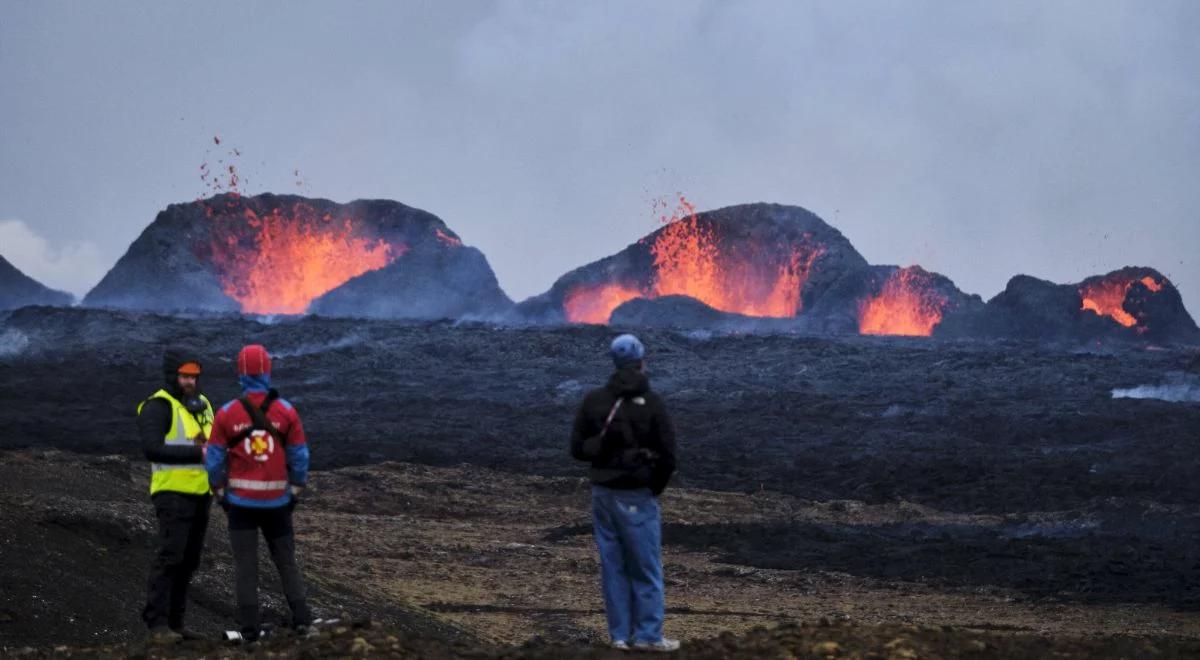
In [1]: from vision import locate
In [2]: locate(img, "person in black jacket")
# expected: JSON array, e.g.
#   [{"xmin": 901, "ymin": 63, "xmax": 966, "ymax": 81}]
[
  {"xmin": 570, "ymin": 334, "xmax": 679, "ymax": 652},
  {"xmin": 137, "ymin": 348, "xmax": 215, "ymax": 643}
]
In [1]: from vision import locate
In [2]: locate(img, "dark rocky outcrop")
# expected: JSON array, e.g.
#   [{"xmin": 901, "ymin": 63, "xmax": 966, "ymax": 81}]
[
  {"xmin": 82, "ymin": 194, "xmax": 511, "ymax": 318},
  {"xmin": 0, "ymin": 255, "xmax": 73, "ymax": 310},
  {"xmin": 608, "ymin": 295, "xmax": 796, "ymax": 332},
  {"xmin": 309, "ymin": 244, "xmax": 511, "ymax": 320},
  {"xmin": 81, "ymin": 201, "xmax": 238, "ymax": 312},
  {"xmin": 936, "ymin": 267, "xmax": 1199, "ymax": 345}
]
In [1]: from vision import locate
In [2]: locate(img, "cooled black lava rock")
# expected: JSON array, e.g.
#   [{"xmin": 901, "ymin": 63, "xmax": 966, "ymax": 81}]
[
  {"xmin": 309, "ymin": 244, "xmax": 512, "ymax": 320},
  {"xmin": 936, "ymin": 267, "xmax": 1199, "ymax": 344},
  {"xmin": 82, "ymin": 193, "xmax": 512, "ymax": 318},
  {"xmin": 614, "ymin": 297, "xmax": 763, "ymax": 331},
  {"xmin": 81, "ymin": 200, "xmax": 238, "ymax": 312},
  {"xmin": 0, "ymin": 255, "xmax": 73, "ymax": 310}
]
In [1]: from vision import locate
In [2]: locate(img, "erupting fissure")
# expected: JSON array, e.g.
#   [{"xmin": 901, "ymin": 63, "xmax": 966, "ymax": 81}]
[
  {"xmin": 649, "ymin": 198, "xmax": 823, "ymax": 318},
  {"xmin": 858, "ymin": 267, "xmax": 947, "ymax": 337},
  {"xmin": 203, "ymin": 201, "xmax": 406, "ymax": 314},
  {"xmin": 562, "ymin": 196, "xmax": 825, "ymax": 324},
  {"xmin": 1079, "ymin": 275, "xmax": 1163, "ymax": 328}
]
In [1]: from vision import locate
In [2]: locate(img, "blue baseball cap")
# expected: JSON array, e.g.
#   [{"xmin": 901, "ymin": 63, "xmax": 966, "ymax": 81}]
[{"xmin": 610, "ymin": 334, "xmax": 645, "ymax": 368}]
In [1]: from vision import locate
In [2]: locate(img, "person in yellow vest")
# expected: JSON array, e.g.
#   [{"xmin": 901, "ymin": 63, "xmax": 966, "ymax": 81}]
[{"xmin": 136, "ymin": 348, "xmax": 214, "ymax": 643}]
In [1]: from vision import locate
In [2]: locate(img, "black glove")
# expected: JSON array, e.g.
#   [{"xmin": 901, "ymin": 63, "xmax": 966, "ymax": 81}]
[
  {"xmin": 621, "ymin": 448, "xmax": 659, "ymax": 465},
  {"xmin": 581, "ymin": 433, "xmax": 605, "ymax": 458}
]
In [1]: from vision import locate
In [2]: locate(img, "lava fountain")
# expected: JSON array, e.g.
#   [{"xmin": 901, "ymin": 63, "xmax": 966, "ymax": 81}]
[
  {"xmin": 858, "ymin": 266, "xmax": 948, "ymax": 337},
  {"xmin": 202, "ymin": 199, "xmax": 407, "ymax": 314},
  {"xmin": 1080, "ymin": 274, "xmax": 1163, "ymax": 328},
  {"xmin": 649, "ymin": 198, "xmax": 823, "ymax": 317},
  {"xmin": 562, "ymin": 197, "xmax": 825, "ymax": 324}
]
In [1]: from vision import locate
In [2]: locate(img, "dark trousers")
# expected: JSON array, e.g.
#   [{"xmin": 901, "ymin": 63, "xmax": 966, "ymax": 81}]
[
  {"xmin": 143, "ymin": 491, "xmax": 211, "ymax": 629},
  {"xmin": 226, "ymin": 504, "xmax": 311, "ymax": 632}
]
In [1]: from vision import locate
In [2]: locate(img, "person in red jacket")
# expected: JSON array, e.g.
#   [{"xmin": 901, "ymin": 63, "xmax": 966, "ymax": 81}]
[{"xmin": 205, "ymin": 344, "xmax": 311, "ymax": 640}]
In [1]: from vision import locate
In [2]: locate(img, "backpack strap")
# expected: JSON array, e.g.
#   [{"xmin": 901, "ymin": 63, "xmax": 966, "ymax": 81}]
[
  {"xmin": 236, "ymin": 392, "xmax": 285, "ymax": 445},
  {"xmin": 581, "ymin": 399, "xmax": 623, "ymax": 458},
  {"xmin": 617, "ymin": 397, "xmax": 659, "ymax": 462},
  {"xmin": 616, "ymin": 399, "xmax": 636, "ymax": 450},
  {"xmin": 602, "ymin": 398, "xmax": 624, "ymax": 435}
]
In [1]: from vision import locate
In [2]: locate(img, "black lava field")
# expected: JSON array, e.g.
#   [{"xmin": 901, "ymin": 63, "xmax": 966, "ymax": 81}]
[{"xmin": 3, "ymin": 306, "xmax": 1199, "ymax": 616}]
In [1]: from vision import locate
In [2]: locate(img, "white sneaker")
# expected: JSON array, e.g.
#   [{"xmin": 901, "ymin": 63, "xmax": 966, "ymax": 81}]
[
  {"xmin": 611, "ymin": 640, "xmax": 632, "ymax": 651},
  {"xmin": 633, "ymin": 638, "xmax": 680, "ymax": 652}
]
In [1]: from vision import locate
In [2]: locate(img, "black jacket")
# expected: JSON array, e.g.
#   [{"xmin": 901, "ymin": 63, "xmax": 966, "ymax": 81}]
[
  {"xmin": 138, "ymin": 348, "xmax": 207, "ymax": 465},
  {"xmin": 570, "ymin": 368, "xmax": 677, "ymax": 495}
]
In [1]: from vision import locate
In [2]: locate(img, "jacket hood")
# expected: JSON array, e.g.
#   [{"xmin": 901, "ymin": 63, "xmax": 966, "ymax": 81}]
[
  {"xmin": 606, "ymin": 368, "xmax": 650, "ymax": 397},
  {"xmin": 162, "ymin": 347, "xmax": 200, "ymax": 381},
  {"xmin": 161, "ymin": 347, "xmax": 204, "ymax": 402}
]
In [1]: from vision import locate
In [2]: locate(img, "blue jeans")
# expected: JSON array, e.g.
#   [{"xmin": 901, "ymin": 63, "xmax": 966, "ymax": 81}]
[{"xmin": 592, "ymin": 485, "xmax": 664, "ymax": 643}]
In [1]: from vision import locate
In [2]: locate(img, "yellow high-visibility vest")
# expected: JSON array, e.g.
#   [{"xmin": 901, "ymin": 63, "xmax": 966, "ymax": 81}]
[{"xmin": 137, "ymin": 389, "xmax": 214, "ymax": 495}]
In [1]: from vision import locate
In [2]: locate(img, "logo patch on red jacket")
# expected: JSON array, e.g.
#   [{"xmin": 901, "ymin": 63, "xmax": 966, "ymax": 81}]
[{"xmin": 244, "ymin": 430, "xmax": 275, "ymax": 463}]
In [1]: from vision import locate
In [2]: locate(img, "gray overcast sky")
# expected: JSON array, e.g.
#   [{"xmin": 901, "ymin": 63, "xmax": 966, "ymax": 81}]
[{"xmin": 2, "ymin": 0, "xmax": 1198, "ymax": 316}]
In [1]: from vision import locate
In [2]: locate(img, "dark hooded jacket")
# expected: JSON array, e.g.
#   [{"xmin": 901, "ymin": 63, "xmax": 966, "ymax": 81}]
[
  {"xmin": 137, "ymin": 348, "xmax": 208, "ymax": 465},
  {"xmin": 570, "ymin": 368, "xmax": 677, "ymax": 495}
]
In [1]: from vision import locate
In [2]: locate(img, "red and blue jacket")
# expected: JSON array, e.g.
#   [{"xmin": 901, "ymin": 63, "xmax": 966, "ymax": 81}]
[{"xmin": 205, "ymin": 384, "xmax": 309, "ymax": 508}]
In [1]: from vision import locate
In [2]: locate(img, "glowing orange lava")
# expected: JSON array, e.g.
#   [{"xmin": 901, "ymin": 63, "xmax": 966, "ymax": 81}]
[
  {"xmin": 858, "ymin": 267, "xmax": 947, "ymax": 337},
  {"xmin": 1079, "ymin": 275, "xmax": 1163, "ymax": 328},
  {"xmin": 206, "ymin": 202, "xmax": 405, "ymax": 314},
  {"xmin": 649, "ymin": 197, "xmax": 822, "ymax": 317},
  {"xmin": 563, "ymin": 282, "xmax": 644, "ymax": 324},
  {"xmin": 561, "ymin": 196, "xmax": 824, "ymax": 323}
]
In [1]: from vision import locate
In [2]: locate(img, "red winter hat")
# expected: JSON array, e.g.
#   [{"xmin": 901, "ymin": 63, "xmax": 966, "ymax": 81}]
[{"xmin": 237, "ymin": 344, "xmax": 272, "ymax": 376}]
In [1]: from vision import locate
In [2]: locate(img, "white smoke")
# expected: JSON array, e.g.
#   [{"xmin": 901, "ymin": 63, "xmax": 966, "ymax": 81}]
[
  {"xmin": 272, "ymin": 332, "xmax": 365, "ymax": 359},
  {"xmin": 1112, "ymin": 373, "xmax": 1200, "ymax": 403},
  {"xmin": 0, "ymin": 219, "xmax": 106, "ymax": 298},
  {"xmin": 0, "ymin": 329, "xmax": 30, "ymax": 357}
]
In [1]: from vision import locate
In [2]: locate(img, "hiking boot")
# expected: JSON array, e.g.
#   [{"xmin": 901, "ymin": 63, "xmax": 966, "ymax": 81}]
[
  {"xmin": 633, "ymin": 638, "xmax": 681, "ymax": 652},
  {"xmin": 611, "ymin": 639, "xmax": 632, "ymax": 651},
  {"xmin": 147, "ymin": 627, "xmax": 183, "ymax": 644}
]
